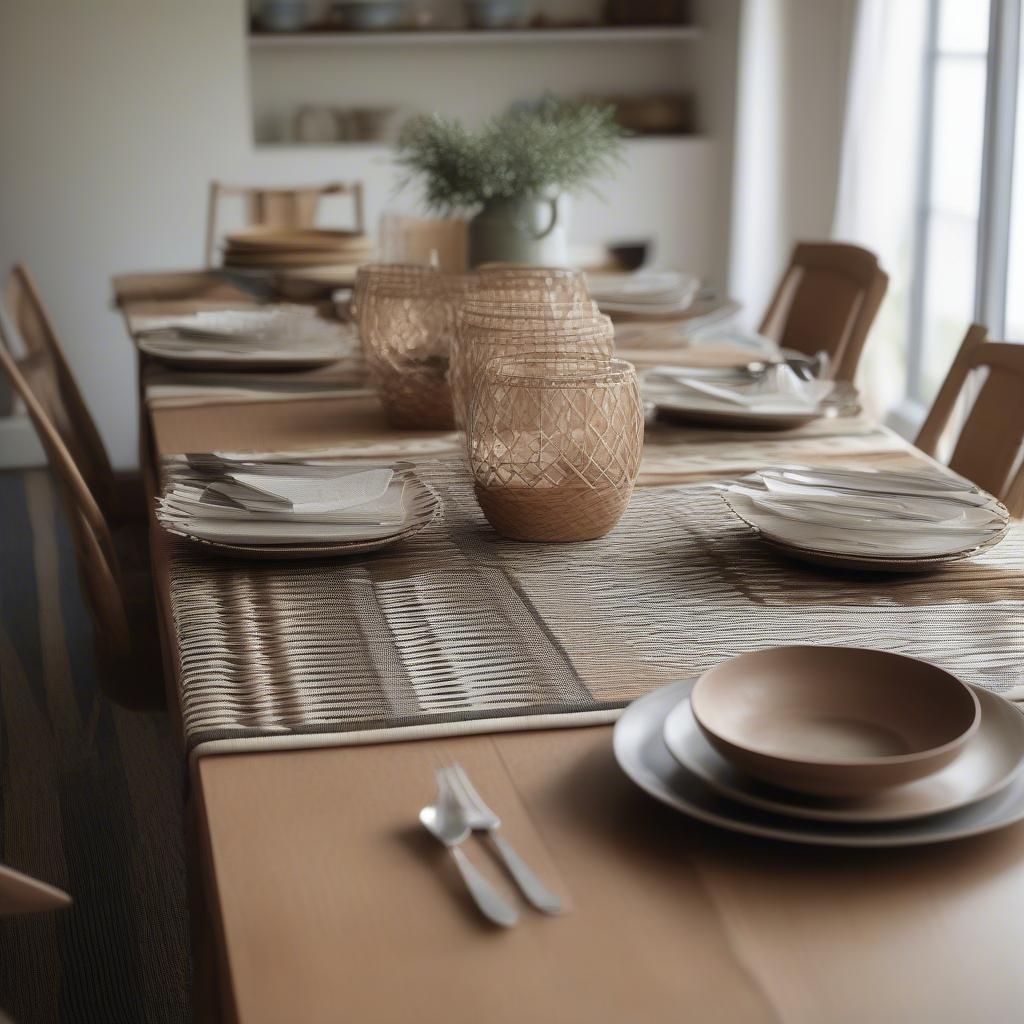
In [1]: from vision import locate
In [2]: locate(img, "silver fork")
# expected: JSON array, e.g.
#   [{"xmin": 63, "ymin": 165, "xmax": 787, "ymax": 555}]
[{"xmin": 444, "ymin": 764, "xmax": 563, "ymax": 915}]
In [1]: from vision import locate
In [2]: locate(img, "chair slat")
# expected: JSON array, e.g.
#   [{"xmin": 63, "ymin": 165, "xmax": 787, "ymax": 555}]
[{"xmin": 759, "ymin": 242, "xmax": 889, "ymax": 381}]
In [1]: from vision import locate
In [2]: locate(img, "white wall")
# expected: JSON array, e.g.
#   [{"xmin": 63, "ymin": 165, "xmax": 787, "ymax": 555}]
[{"xmin": 0, "ymin": 0, "xmax": 253, "ymax": 467}]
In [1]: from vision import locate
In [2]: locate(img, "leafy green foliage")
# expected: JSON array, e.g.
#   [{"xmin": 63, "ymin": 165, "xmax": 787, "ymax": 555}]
[{"xmin": 396, "ymin": 96, "xmax": 626, "ymax": 213}]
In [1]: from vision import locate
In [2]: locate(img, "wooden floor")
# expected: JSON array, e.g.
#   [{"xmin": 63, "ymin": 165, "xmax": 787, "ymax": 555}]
[{"xmin": 0, "ymin": 470, "xmax": 190, "ymax": 1024}]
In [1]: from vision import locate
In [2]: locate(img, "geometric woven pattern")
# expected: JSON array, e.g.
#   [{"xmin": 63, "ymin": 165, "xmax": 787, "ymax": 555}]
[
  {"xmin": 164, "ymin": 460, "xmax": 1024, "ymax": 763},
  {"xmin": 450, "ymin": 301, "xmax": 613, "ymax": 425},
  {"xmin": 360, "ymin": 280, "xmax": 458, "ymax": 429},
  {"xmin": 467, "ymin": 356, "xmax": 644, "ymax": 540}
]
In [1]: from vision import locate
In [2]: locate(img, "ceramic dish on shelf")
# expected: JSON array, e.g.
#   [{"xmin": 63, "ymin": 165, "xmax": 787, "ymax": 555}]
[
  {"xmin": 688, "ymin": 647, "xmax": 980, "ymax": 798},
  {"xmin": 664, "ymin": 683, "xmax": 1024, "ymax": 823},
  {"xmin": 613, "ymin": 679, "xmax": 1024, "ymax": 848},
  {"xmin": 722, "ymin": 466, "xmax": 1011, "ymax": 572}
]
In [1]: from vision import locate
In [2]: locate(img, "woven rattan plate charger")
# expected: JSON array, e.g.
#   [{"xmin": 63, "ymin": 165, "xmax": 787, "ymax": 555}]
[{"xmin": 157, "ymin": 465, "xmax": 443, "ymax": 560}]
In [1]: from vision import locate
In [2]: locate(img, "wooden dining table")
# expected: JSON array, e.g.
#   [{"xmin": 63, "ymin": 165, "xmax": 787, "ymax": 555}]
[{"xmin": 116, "ymin": 271, "xmax": 1024, "ymax": 1024}]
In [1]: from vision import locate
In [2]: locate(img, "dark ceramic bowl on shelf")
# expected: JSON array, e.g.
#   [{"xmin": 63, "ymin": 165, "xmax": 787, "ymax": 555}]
[
  {"xmin": 464, "ymin": 0, "xmax": 532, "ymax": 29},
  {"xmin": 334, "ymin": 1, "xmax": 412, "ymax": 31}
]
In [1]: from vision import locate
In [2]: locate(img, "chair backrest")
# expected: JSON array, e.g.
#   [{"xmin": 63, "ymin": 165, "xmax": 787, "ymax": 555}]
[
  {"xmin": 0, "ymin": 331, "xmax": 134, "ymax": 681},
  {"xmin": 2, "ymin": 265, "xmax": 118, "ymax": 510},
  {"xmin": 204, "ymin": 180, "xmax": 366, "ymax": 266},
  {"xmin": 378, "ymin": 213, "xmax": 469, "ymax": 273},
  {"xmin": 915, "ymin": 324, "xmax": 1024, "ymax": 514},
  {"xmin": 759, "ymin": 242, "xmax": 889, "ymax": 381},
  {"xmin": 0, "ymin": 863, "xmax": 72, "ymax": 916}
]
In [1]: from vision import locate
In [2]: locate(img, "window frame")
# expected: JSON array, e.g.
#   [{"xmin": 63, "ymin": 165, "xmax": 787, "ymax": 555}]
[{"xmin": 900, "ymin": 0, "xmax": 1020, "ymax": 420}]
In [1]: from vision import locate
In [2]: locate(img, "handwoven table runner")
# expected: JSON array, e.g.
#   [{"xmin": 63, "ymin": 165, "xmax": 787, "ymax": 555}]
[{"xmin": 167, "ymin": 461, "xmax": 1024, "ymax": 763}]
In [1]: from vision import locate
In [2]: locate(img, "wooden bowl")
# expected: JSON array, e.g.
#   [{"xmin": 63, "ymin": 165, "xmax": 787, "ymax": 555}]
[{"xmin": 689, "ymin": 647, "xmax": 980, "ymax": 797}]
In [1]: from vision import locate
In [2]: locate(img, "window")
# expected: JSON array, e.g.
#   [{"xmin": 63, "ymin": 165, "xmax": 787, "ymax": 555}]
[
  {"xmin": 907, "ymin": 0, "xmax": 990, "ymax": 405},
  {"xmin": 903, "ymin": 0, "xmax": 1022, "ymax": 411}
]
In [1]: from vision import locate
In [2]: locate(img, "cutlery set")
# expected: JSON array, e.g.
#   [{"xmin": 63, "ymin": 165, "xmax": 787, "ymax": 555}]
[{"xmin": 419, "ymin": 763, "xmax": 562, "ymax": 927}]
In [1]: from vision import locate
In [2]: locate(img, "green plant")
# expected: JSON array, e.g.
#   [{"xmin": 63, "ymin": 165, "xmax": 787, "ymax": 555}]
[{"xmin": 395, "ymin": 96, "xmax": 626, "ymax": 214}]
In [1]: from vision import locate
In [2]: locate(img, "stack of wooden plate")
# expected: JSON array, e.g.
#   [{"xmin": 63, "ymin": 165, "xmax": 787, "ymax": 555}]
[
  {"xmin": 221, "ymin": 228, "xmax": 376, "ymax": 299},
  {"xmin": 615, "ymin": 647, "xmax": 1024, "ymax": 847}
]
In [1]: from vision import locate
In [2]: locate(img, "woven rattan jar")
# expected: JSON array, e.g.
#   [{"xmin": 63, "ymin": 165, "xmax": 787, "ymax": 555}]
[{"xmin": 467, "ymin": 356, "xmax": 643, "ymax": 541}]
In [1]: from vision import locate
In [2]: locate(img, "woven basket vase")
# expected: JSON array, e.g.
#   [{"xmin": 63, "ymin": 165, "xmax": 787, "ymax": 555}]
[
  {"xmin": 450, "ymin": 302, "xmax": 612, "ymax": 427},
  {"xmin": 360, "ymin": 275, "xmax": 462, "ymax": 429},
  {"xmin": 468, "ymin": 356, "xmax": 643, "ymax": 542}
]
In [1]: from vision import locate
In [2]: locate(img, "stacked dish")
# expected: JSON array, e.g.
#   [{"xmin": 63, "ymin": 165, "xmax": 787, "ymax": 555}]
[
  {"xmin": 614, "ymin": 647, "xmax": 1024, "ymax": 847},
  {"xmin": 134, "ymin": 307, "xmax": 355, "ymax": 371},
  {"xmin": 722, "ymin": 465, "xmax": 1010, "ymax": 570},
  {"xmin": 586, "ymin": 269, "xmax": 700, "ymax": 319},
  {"xmin": 645, "ymin": 363, "xmax": 853, "ymax": 429},
  {"xmin": 221, "ymin": 228, "xmax": 375, "ymax": 299},
  {"xmin": 156, "ymin": 455, "xmax": 440, "ymax": 558}
]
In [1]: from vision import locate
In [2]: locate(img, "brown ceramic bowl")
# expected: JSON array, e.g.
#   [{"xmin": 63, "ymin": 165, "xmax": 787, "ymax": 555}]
[{"xmin": 689, "ymin": 647, "xmax": 980, "ymax": 798}]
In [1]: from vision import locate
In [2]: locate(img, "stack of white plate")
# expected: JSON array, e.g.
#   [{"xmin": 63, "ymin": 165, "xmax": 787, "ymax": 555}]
[
  {"xmin": 615, "ymin": 647, "xmax": 1024, "ymax": 847},
  {"xmin": 156, "ymin": 456, "xmax": 440, "ymax": 558},
  {"xmin": 587, "ymin": 270, "xmax": 701, "ymax": 318},
  {"xmin": 135, "ymin": 308, "xmax": 355, "ymax": 371},
  {"xmin": 646, "ymin": 363, "xmax": 848, "ymax": 429},
  {"xmin": 723, "ymin": 466, "xmax": 1010, "ymax": 570}
]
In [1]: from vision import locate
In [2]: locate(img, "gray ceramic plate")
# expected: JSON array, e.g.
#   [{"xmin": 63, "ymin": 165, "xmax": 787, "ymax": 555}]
[
  {"xmin": 614, "ymin": 679, "xmax": 1024, "ymax": 847},
  {"xmin": 663, "ymin": 685, "xmax": 1024, "ymax": 823}
]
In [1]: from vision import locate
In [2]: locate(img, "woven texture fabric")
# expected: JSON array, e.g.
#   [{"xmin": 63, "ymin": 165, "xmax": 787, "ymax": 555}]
[{"xmin": 166, "ymin": 461, "xmax": 1024, "ymax": 761}]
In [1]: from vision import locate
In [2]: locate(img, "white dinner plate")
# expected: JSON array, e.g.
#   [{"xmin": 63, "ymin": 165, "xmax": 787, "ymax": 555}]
[
  {"xmin": 656, "ymin": 397, "xmax": 823, "ymax": 431},
  {"xmin": 138, "ymin": 337, "xmax": 344, "ymax": 371},
  {"xmin": 724, "ymin": 488, "xmax": 1010, "ymax": 571},
  {"xmin": 157, "ymin": 466, "xmax": 442, "ymax": 559},
  {"xmin": 663, "ymin": 685, "xmax": 1024, "ymax": 823},
  {"xmin": 614, "ymin": 679, "xmax": 1024, "ymax": 847}
]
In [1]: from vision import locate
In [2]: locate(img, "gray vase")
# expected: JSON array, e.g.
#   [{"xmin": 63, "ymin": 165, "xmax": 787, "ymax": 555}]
[{"xmin": 467, "ymin": 196, "xmax": 569, "ymax": 268}]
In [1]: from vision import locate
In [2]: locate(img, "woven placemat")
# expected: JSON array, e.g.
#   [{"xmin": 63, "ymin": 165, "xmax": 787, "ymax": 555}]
[{"xmin": 167, "ymin": 462, "xmax": 1024, "ymax": 763}]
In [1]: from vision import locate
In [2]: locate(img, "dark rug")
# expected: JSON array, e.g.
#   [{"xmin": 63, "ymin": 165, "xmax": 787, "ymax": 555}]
[{"xmin": 0, "ymin": 470, "xmax": 190, "ymax": 1024}]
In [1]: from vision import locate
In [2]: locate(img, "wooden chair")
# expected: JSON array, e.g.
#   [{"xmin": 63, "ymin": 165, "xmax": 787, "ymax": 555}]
[
  {"xmin": 759, "ymin": 242, "xmax": 889, "ymax": 381},
  {"xmin": 0, "ymin": 335, "xmax": 163, "ymax": 710},
  {"xmin": 2, "ymin": 264, "xmax": 145, "ymax": 523},
  {"xmin": 916, "ymin": 324, "xmax": 1024, "ymax": 515},
  {"xmin": 204, "ymin": 180, "xmax": 366, "ymax": 266},
  {"xmin": 0, "ymin": 863, "xmax": 71, "ymax": 917}
]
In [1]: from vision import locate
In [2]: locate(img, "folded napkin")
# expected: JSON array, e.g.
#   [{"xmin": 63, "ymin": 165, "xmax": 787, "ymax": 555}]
[
  {"xmin": 588, "ymin": 270, "xmax": 701, "ymax": 313},
  {"xmin": 649, "ymin": 363, "xmax": 832, "ymax": 414},
  {"xmin": 220, "ymin": 467, "xmax": 393, "ymax": 514}
]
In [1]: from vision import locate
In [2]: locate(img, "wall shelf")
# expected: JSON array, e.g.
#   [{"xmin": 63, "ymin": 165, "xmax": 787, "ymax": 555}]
[{"xmin": 249, "ymin": 26, "xmax": 701, "ymax": 48}]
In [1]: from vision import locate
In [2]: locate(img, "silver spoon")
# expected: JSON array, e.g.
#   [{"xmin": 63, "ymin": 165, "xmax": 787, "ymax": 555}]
[{"xmin": 419, "ymin": 773, "xmax": 519, "ymax": 928}]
